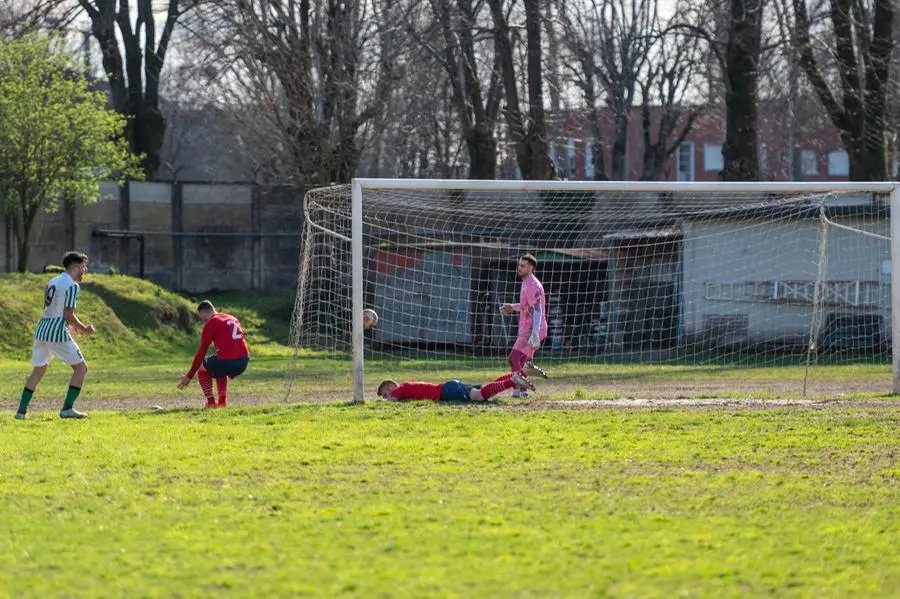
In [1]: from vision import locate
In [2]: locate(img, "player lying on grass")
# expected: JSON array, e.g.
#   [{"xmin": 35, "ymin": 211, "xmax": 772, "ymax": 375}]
[
  {"xmin": 177, "ymin": 300, "xmax": 250, "ymax": 408},
  {"xmin": 376, "ymin": 372, "xmax": 536, "ymax": 402},
  {"xmin": 16, "ymin": 251, "xmax": 95, "ymax": 420}
]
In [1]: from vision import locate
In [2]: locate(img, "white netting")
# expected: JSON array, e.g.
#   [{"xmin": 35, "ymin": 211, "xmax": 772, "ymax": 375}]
[{"xmin": 289, "ymin": 182, "xmax": 892, "ymax": 399}]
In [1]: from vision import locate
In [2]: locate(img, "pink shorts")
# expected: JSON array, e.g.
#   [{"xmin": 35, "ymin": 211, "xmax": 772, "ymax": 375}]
[{"xmin": 509, "ymin": 335, "xmax": 543, "ymax": 370}]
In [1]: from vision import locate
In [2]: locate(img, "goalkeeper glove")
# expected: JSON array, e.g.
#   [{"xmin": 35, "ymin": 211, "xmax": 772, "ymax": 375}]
[{"xmin": 528, "ymin": 332, "xmax": 540, "ymax": 349}]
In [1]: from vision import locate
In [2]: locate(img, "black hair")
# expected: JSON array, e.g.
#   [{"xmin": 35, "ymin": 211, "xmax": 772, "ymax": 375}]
[
  {"xmin": 377, "ymin": 379, "xmax": 398, "ymax": 397},
  {"xmin": 62, "ymin": 251, "xmax": 88, "ymax": 269},
  {"xmin": 521, "ymin": 253, "xmax": 537, "ymax": 269},
  {"xmin": 197, "ymin": 300, "xmax": 216, "ymax": 313}
]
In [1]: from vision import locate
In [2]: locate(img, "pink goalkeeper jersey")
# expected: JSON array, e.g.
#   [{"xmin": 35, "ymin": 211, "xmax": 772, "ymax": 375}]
[{"xmin": 518, "ymin": 274, "xmax": 548, "ymax": 339}]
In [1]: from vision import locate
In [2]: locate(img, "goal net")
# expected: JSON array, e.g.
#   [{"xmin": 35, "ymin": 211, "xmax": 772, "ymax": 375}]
[{"xmin": 289, "ymin": 179, "xmax": 898, "ymax": 403}]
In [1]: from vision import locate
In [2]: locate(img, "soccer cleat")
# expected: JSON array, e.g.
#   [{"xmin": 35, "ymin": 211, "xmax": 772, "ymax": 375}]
[
  {"xmin": 511, "ymin": 373, "xmax": 536, "ymax": 392},
  {"xmin": 217, "ymin": 401, "xmax": 228, "ymax": 409},
  {"xmin": 59, "ymin": 408, "xmax": 86, "ymax": 419},
  {"xmin": 204, "ymin": 400, "xmax": 217, "ymax": 409},
  {"xmin": 14, "ymin": 411, "xmax": 26, "ymax": 420},
  {"xmin": 511, "ymin": 389, "xmax": 529, "ymax": 399},
  {"xmin": 524, "ymin": 361, "xmax": 549, "ymax": 380}
]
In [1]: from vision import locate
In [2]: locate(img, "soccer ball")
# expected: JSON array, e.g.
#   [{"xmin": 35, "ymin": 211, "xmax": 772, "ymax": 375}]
[{"xmin": 363, "ymin": 308, "xmax": 378, "ymax": 330}]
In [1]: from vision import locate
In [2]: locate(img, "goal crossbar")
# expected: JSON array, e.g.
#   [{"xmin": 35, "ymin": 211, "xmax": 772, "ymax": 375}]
[{"xmin": 343, "ymin": 179, "xmax": 900, "ymax": 403}]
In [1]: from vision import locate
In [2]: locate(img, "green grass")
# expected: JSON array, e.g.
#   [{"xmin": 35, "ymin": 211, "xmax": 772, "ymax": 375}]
[
  {"xmin": 2, "ymin": 405, "xmax": 899, "ymax": 597},
  {"xmin": 3, "ymin": 273, "xmax": 900, "ymax": 596},
  {"xmin": 0, "ymin": 273, "xmax": 295, "ymax": 358},
  {"xmin": 0, "ymin": 354, "xmax": 894, "ymax": 409},
  {"xmin": 1, "ymin": 271, "xmax": 895, "ymax": 402},
  {"xmin": 0, "ymin": 273, "xmax": 201, "ymax": 357}
]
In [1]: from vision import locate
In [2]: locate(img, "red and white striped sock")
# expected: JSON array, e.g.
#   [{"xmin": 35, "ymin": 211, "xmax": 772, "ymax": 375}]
[
  {"xmin": 480, "ymin": 373, "xmax": 516, "ymax": 400},
  {"xmin": 215, "ymin": 376, "xmax": 228, "ymax": 406},
  {"xmin": 197, "ymin": 370, "xmax": 215, "ymax": 402}
]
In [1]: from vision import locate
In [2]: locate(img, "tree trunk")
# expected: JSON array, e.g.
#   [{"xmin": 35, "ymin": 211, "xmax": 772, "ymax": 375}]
[
  {"xmin": 16, "ymin": 233, "xmax": 29, "ymax": 273},
  {"xmin": 611, "ymin": 108, "xmax": 629, "ymax": 180},
  {"xmin": 467, "ymin": 122, "xmax": 498, "ymax": 179},
  {"xmin": 522, "ymin": 0, "xmax": 553, "ymax": 180},
  {"xmin": 848, "ymin": 142, "xmax": 887, "ymax": 181},
  {"xmin": 15, "ymin": 210, "xmax": 35, "ymax": 273},
  {"xmin": 721, "ymin": 0, "xmax": 762, "ymax": 181},
  {"xmin": 134, "ymin": 104, "xmax": 166, "ymax": 178},
  {"xmin": 4, "ymin": 215, "xmax": 12, "ymax": 273},
  {"xmin": 489, "ymin": 0, "xmax": 553, "ymax": 180},
  {"xmin": 792, "ymin": 0, "xmax": 893, "ymax": 180},
  {"xmin": 591, "ymin": 138, "xmax": 608, "ymax": 180}
]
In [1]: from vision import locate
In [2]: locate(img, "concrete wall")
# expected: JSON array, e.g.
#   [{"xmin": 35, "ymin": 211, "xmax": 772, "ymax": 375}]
[
  {"xmin": 681, "ymin": 214, "xmax": 890, "ymax": 344},
  {"xmin": 0, "ymin": 181, "xmax": 304, "ymax": 293}
]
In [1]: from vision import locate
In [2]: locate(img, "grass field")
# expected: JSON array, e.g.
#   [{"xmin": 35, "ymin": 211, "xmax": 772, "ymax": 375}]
[
  {"xmin": 2, "ymin": 273, "xmax": 900, "ymax": 597},
  {"xmin": 2, "ymin": 405, "xmax": 900, "ymax": 597}
]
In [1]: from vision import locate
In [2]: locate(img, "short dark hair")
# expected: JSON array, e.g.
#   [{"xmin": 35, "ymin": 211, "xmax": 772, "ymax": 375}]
[
  {"xmin": 197, "ymin": 300, "xmax": 216, "ymax": 313},
  {"xmin": 521, "ymin": 253, "xmax": 537, "ymax": 269},
  {"xmin": 377, "ymin": 379, "xmax": 397, "ymax": 397},
  {"xmin": 62, "ymin": 251, "xmax": 88, "ymax": 269}
]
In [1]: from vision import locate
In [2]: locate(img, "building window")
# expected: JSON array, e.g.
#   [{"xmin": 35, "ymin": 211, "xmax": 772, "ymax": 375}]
[
  {"xmin": 703, "ymin": 143, "xmax": 723, "ymax": 172},
  {"xmin": 828, "ymin": 151, "xmax": 849, "ymax": 177},
  {"xmin": 801, "ymin": 150, "xmax": 817, "ymax": 176},
  {"xmin": 677, "ymin": 142, "xmax": 695, "ymax": 181}
]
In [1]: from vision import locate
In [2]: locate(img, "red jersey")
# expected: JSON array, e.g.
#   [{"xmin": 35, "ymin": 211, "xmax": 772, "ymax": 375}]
[
  {"xmin": 388, "ymin": 381, "xmax": 443, "ymax": 401},
  {"xmin": 187, "ymin": 313, "xmax": 250, "ymax": 377}
]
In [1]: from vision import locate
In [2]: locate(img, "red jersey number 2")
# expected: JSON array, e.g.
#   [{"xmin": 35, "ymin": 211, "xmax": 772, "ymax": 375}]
[{"xmin": 226, "ymin": 319, "xmax": 244, "ymax": 340}]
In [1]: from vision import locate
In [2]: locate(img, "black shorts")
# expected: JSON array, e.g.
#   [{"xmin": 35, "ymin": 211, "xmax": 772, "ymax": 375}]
[
  {"xmin": 203, "ymin": 355, "xmax": 249, "ymax": 379},
  {"xmin": 439, "ymin": 380, "xmax": 473, "ymax": 402}
]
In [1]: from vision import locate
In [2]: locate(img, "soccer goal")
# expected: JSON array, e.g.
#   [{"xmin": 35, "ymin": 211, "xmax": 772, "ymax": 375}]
[{"xmin": 290, "ymin": 179, "xmax": 900, "ymax": 404}]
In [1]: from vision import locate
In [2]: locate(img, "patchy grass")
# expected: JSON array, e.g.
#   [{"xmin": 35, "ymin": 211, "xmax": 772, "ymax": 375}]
[
  {"xmin": 0, "ymin": 273, "xmax": 200, "ymax": 357},
  {"xmin": 1, "ymin": 405, "xmax": 899, "ymax": 597}
]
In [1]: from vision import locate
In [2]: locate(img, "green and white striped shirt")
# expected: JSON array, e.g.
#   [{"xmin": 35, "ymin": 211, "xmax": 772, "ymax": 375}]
[{"xmin": 34, "ymin": 272, "xmax": 79, "ymax": 343}]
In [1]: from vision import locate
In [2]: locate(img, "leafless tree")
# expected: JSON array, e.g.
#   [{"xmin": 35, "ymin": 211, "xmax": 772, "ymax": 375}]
[
  {"xmin": 0, "ymin": 0, "xmax": 79, "ymax": 38},
  {"xmin": 487, "ymin": 0, "xmax": 554, "ymax": 180},
  {"xmin": 76, "ymin": 0, "xmax": 196, "ymax": 179},
  {"xmin": 560, "ymin": 0, "xmax": 655, "ymax": 180},
  {"xmin": 560, "ymin": 0, "xmax": 706, "ymax": 180},
  {"xmin": 638, "ymin": 11, "xmax": 707, "ymax": 180},
  {"xmin": 186, "ymin": 0, "xmax": 402, "ymax": 186},
  {"xmin": 718, "ymin": 0, "xmax": 764, "ymax": 180},
  {"xmin": 792, "ymin": 0, "xmax": 894, "ymax": 180},
  {"xmin": 407, "ymin": 0, "xmax": 503, "ymax": 179}
]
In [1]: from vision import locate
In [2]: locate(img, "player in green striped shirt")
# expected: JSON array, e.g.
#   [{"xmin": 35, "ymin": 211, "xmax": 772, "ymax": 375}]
[{"xmin": 15, "ymin": 251, "xmax": 95, "ymax": 420}]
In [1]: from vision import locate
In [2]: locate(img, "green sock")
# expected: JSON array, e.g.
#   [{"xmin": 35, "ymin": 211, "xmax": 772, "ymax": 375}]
[
  {"xmin": 18, "ymin": 387, "xmax": 34, "ymax": 413},
  {"xmin": 63, "ymin": 386, "xmax": 81, "ymax": 410}
]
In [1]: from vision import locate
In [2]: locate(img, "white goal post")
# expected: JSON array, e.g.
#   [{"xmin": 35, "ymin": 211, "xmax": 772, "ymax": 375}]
[{"xmin": 296, "ymin": 178, "xmax": 900, "ymax": 404}]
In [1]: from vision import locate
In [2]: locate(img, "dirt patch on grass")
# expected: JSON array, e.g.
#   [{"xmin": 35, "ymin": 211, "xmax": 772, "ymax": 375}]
[{"xmin": 3, "ymin": 386, "xmax": 898, "ymax": 414}]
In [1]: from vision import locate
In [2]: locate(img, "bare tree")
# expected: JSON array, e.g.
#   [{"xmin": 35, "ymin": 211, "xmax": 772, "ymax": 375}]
[
  {"xmin": 562, "ymin": 0, "xmax": 655, "ymax": 180},
  {"xmin": 720, "ymin": 0, "xmax": 763, "ymax": 180},
  {"xmin": 487, "ymin": 0, "xmax": 554, "ymax": 180},
  {"xmin": 357, "ymin": 49, "xmax": 466, "ymax": 178},
  {"xmin": 792, "ymin": 0, "xmax": 894, "ymax": 180},
  {"xmin": 188, "ymin": 0, "xmax": 401, "ymax": 186},
  {"xmin": 560, "ymin": 0, "xmax": 706, "ymax": 181},
  {"xmin": 0, "ymin": 0, "xmax": 79, "ymax": 38},
  {"xmin": 638, "ymin": 13, "xmax": 706, "ymax": 180},
  {"xmin": 76, "ymin": 0, "xmax": 195, "ymax": 179},
  {"xmin": 405, "ymin": 0, "xmax": 503, "ymax": 178}
]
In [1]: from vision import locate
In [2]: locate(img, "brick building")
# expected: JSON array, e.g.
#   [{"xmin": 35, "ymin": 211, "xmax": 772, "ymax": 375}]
[{"xmin": 502, "ymin": 98, "xmax": 892, "ymax": 183}]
